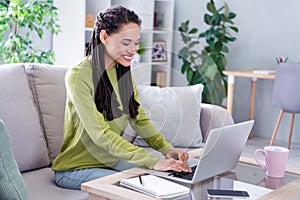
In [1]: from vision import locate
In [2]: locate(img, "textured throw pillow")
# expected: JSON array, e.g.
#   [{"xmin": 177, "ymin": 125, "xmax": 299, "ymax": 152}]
[
  {"xmin": 25, "ymin": 64, "xmax": 68, "ymax": 162},
  {"xmin": 133, "ymin": 84, "xmax": 204, "ymax": 147},
  {"xmin": 0, "ymin": 119, "xmax": 27, "ymax": 200}
]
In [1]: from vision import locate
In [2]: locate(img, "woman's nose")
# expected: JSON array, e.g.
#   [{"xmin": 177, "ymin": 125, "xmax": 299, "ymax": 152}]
[{"xmin": 128, "ymin": 46, "xmax": 138, "ymax": 54}]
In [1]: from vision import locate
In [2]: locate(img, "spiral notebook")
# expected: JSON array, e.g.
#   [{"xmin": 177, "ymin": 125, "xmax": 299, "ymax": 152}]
[{"xmin": 120, "ymin": 175, "xmax": 190, "ymax": 199}]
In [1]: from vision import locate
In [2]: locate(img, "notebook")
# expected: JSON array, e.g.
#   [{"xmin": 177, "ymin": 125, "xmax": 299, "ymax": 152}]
[
  {"xmin": 120, "ymin": 174, "xmax": 190, "ymax": 198},
  {"xmin": 146, "ymin": 120, "xmax": 254, "ymax": 184}
]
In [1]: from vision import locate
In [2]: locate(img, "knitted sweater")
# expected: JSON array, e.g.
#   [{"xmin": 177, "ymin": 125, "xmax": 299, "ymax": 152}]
[{"xmin": 52, "ymin": 59, "xmax": 173, "ymax": 171}]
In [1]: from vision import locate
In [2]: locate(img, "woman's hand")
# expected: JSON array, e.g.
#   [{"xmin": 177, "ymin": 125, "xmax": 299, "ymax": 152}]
[
  {"xmin": 153, "ymin": 158, "xmax": 192, "ymax": 172},
  {"xmin": 166, "ymin": 148, "xmax": 189, "ymax": 162}
]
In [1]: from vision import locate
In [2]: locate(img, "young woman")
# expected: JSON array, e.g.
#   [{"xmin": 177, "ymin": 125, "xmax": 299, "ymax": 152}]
[{"xmin": 52, "ymin": 6, "xmax": 191, "ymax": 190}]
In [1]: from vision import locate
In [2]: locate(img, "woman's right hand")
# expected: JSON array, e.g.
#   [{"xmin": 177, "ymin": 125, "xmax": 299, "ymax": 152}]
[{"xmin": 153, "ymin": 158, "xmax": 192, "ymax": 172}]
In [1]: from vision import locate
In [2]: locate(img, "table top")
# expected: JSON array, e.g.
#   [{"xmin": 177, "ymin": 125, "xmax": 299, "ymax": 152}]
[
  {"xmin": 81, "ymin": 149, "xmax": 300, "ymax": 200},
  {"xmin": 223, "ymin": 69, "xmax": 275, "ymax": 79}
]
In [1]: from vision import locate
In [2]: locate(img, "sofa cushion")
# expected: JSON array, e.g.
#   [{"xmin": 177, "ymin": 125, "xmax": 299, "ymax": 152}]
[
  {"xmin": 133, "ymin": 84, "xmax": 204, "ymax": 147},
  {"xmin": 0, "ymin": 119, "xmax": 27, "ymax": 200},
  {"xmin": 25, "ymin": 64, "xmax": 68, "ymax": 162},
  {"xmin": 0, "ymin": 64, "xmax": 50, "ymax": 172},
  {"xmin": 22, "ymin": 167, "xmax": 88, "ymax": 200}
]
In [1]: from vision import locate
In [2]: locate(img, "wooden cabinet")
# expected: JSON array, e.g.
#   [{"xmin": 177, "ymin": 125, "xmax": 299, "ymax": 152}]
[{"xmin": 53, "ymin": 0, "xmax": 174, "ymax": 86}]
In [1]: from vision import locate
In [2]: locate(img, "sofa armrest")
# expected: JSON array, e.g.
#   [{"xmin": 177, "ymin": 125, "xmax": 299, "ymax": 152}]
[{"xmin": 200, "ymin": 103, "xmax": 234, "ymax": 142}]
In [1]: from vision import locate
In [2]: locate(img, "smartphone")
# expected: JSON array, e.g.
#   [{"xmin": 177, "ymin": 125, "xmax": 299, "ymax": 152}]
[{"xmin": 207, "ymin": 189, "xmax": 250, "ymax": 199}]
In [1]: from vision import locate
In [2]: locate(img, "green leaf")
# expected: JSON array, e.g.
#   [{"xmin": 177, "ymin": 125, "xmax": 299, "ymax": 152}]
[
  {"xmin": 180, "ymin": 32, "xmax": 191, "ymax": 44},
  {"xmin": 204, "ymin": 29, "xmax": 213, "ymax": 40},
  {"xmin": 211, "ymin": 14, "xmax": 221, "ymax": 26},
  {"xmin": 229, "ymin": 26, "xmax": 239, "ymax": 33},
  {"xmin": 181, "ymin": 60, "xmax": 190, "ymax": 73},
  {"xmin": 188, "ymin": 28, "xmax": 198, "ymax": 34},
  {"xmin": 207, "ymin": 2, "xmax": 216, "ymax": 14},
  {"xmin": 178, "ymin": 20, "xmax": 189, "ymax": 32},
  {"xmin": 224, "ymin": 3, "xmax": 230, "ymax": 18},
  {"xmin": 189, "ymin": 41, "xmax": 200, "ymax": 48},
  {"xmin": 229, "ymin": 12, "xmax": 237, "ymax": 19},
  {"xmin": 222, "ymin": 45, "xmax": 229, "ymax": 53},
  {"xmin": 225, "ymin": 35, "xmax": 236, "ymax": 42},
  {"xmin": 198, "ymin": 32, "xmax": 206, "ymax": 38},
  {"xmin": 214, "ymin": 41, "xmax": 223, "ymax": 51},
  {"xmin": 204, "ymin": 14, "xmax": 212, "ymax": 25},
  {"xmin": 187, "ymin": 68, "xmax": 195, "ymax": 83},
  {"xmin": 178, "ymin": 47, "xmax": 189, "ymax": 59}
]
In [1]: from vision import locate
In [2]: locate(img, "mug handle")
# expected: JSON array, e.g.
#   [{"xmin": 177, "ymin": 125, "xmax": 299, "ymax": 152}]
[{"xmin": 253, "ymin": 149, "xmax": 266, "ymax": 171}]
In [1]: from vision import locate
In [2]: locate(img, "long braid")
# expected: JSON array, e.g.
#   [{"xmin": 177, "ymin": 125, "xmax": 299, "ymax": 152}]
[{"xmin": 85, "ymin": 6, "xmax": 141, "ymax": 120}]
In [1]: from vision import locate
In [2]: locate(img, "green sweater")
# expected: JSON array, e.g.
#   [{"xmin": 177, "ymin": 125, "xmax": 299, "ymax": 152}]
[{"xmin": 52, "ymin": 59, "xmax": 173, "ymax": 171}]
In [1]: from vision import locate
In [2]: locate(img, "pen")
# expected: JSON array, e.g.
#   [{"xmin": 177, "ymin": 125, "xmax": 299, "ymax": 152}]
[{"xmin": 138, "ymin": 175, "xmax": 144, "ymax": 186}]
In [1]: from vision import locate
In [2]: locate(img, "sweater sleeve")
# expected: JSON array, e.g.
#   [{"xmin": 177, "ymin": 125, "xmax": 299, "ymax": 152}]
[{"xmin": 65, "ymin": 64, "xmax": 160, "ymax": 169}]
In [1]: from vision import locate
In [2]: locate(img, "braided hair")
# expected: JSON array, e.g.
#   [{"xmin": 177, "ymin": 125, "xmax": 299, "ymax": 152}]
[{"xmin": 85, "ymin": 6, "xmax": 141, "ymax": 121}]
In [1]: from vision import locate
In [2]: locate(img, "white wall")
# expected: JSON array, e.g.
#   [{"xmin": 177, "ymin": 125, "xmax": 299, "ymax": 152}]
[{"xmin": 172, "ymin": 0, "xmax": 300, "ymax": 144}]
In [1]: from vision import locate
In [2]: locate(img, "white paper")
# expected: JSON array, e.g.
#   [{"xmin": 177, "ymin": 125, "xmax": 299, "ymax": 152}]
[{"xmin": 120, "ymin": 175, "xmax": 190, "ymax": 198}]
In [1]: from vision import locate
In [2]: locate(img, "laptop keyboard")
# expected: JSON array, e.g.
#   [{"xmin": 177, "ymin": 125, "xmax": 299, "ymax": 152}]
[{"xmin": 168, "ymin": 165, "xmax": 197, "ymax": 180}]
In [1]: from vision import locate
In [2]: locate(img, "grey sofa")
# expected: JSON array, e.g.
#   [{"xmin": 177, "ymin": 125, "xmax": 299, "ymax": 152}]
[{"xmin": 0, "ymin": 63, "xmax": 233, "ymax": 200}]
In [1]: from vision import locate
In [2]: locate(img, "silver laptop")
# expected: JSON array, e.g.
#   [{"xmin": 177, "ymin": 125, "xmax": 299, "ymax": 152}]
[{"xmin": 146, "ymin": 120, "xmax": 254, "ymax": 184}]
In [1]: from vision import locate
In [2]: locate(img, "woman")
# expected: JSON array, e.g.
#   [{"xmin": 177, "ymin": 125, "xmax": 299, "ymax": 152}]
[{"xmin": 52, "ymin": 6, "xmax": 191, "ymax": 190}]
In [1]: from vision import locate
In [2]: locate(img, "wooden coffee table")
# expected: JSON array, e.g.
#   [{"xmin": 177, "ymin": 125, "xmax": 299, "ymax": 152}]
[{"xmin": 81, "ymin": 149, "xmax": 300, "ymax": 200}]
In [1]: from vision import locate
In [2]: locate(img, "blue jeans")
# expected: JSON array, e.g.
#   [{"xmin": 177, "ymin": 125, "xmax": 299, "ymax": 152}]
[{"xmin": 54, "ymin": 160, "xmax": 137, "ymax": 190}]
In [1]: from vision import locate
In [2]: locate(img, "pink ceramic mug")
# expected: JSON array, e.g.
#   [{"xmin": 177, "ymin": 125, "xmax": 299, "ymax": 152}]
[{"xmin": 253, "ymin": 146, "xmax": 289, "ymax": 178}]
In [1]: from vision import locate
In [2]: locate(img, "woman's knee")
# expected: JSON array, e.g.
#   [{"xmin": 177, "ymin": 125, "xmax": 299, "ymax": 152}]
[{"xmin": 54, "ymin": 168, "xmax": 118, "ymax": 190}]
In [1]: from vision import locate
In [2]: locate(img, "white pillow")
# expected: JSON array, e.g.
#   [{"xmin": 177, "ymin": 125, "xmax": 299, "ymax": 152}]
[{"xmin": 133, "ymin": 84, "xmax": 204, "ymax": 147}]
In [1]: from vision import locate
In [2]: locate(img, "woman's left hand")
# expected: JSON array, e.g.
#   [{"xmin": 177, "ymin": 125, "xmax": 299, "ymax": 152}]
[{"xmin": 166, "ymin": 148, "xmax": 189, "ymax": 162}]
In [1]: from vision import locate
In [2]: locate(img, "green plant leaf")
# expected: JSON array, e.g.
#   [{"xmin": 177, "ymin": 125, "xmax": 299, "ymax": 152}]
[
  {"xmin": 0, "ymin": 0, "xmax": 61, "ymax": 64},
  {"xmin": 178, "ymin": 0, "xmax": 237, "ymax": 105},
  {"xmin": 180, "ymin": 32, "xmax": 191, "ymax": 44},
  {"xmin": 178, "ymin": 47, "xmax": 189, "ymax": 59},
  {"xmin": 214, "ymin": 41, "xmax": 223, "ymax": 52},
  {"xmin": 207, "ymin": 2, "xmax": 216, "ymax": 14},
  {"xmin": 204, "ymin": 29, "xmax": 213, "ymax": 40},
  {"xmin": 211, "ymin": 13, "xmax": 221, "ymax": 26},
  {"xmin": 204, "ymin": 14, "xmax": 212, "ymax": 25},
  {"xmin": 187, "ymin": 68, "xmax": 195, "ymax": 83},
  {"xmin": 189, "ymin": 41, "xmax": 200, "ymax": 48},
  {"xmin": 198, "ymin": 32, "xmax": 206, "ymax": 38},
  {"xmin": 224, "ymin": 3, "xmax": 229, "ymax": 18},
  {"xmin": 229, "ymin": 26, "xmax": 239, "ymax": 33},
  {"xmin": 228, "ymin": 12, "xmax": 237, "ymax": 19},
  {"xmin": 188, "ymin": 28, "xmax": 198, "ymax": 34},
  {"xmin": 181, "ymin": 60, "xmax": 190, "ymax": 73},
  {"xmin": 178, "ymin": 20, "xmax": 189, "ymax": 32}
]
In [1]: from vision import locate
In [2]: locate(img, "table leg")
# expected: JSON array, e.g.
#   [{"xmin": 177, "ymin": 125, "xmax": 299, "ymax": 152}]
[
  {"xmin": 227, "ymin": 75, "xmax": 235, "ymax": 115},
  {"xmin": 249, "ymin": 78, "xmax": 257, "ymax": 138}
]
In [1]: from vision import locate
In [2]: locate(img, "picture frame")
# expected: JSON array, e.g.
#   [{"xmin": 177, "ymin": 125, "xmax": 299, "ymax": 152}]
[{"xmin": 152, "ymin": 41, "xmax": 167, "ymax": 62}]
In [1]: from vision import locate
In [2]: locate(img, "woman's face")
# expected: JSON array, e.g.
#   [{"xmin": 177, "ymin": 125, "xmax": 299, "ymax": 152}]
[{"xmin": 101, "ymin": 22, "xmax": 141, "ymax": 67}]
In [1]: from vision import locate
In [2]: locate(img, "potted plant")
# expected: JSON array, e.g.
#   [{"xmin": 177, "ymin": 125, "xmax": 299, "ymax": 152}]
[
  {"xmin": 178, "ymin": 0, "xmax": 238, "ymax": 105},
  {"xmin": 0, "ymin": 0, "xmax": 61, "ymax": 64},
  {"xmin": 133, "ymin": 41, "xmax": 145, "ymax": 63}
]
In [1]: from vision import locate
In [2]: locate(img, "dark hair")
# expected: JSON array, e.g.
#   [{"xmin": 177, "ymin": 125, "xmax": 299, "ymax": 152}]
[{"xmin": 85, "ymin": 6, "xmax": 141, "ymax": 121}]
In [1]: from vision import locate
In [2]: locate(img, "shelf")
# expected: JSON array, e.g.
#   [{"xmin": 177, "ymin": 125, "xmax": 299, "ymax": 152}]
[
  {"xmin": 53, "ymin": 0, "xmax": 174, "ymax": 87},
  {"xmin": 85, "ymin": 28, "xmax": 93, "ymax": 32}
]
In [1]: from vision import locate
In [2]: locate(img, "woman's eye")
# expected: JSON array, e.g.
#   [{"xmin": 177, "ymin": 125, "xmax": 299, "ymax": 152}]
[{"xmin": 122, "ymin": 42, "xmax": 130, "ymax": 46}]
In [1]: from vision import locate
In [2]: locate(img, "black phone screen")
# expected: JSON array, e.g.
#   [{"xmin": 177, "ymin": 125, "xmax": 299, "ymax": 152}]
[{"xmin": 207, "ymin": 189, "xmax": 250, "ymax": 198}]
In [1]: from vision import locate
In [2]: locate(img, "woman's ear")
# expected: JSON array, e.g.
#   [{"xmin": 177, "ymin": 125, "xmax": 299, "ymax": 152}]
[{"xmin": 100, "ymin": 30, "xmax": 108, "ymax": 44}]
